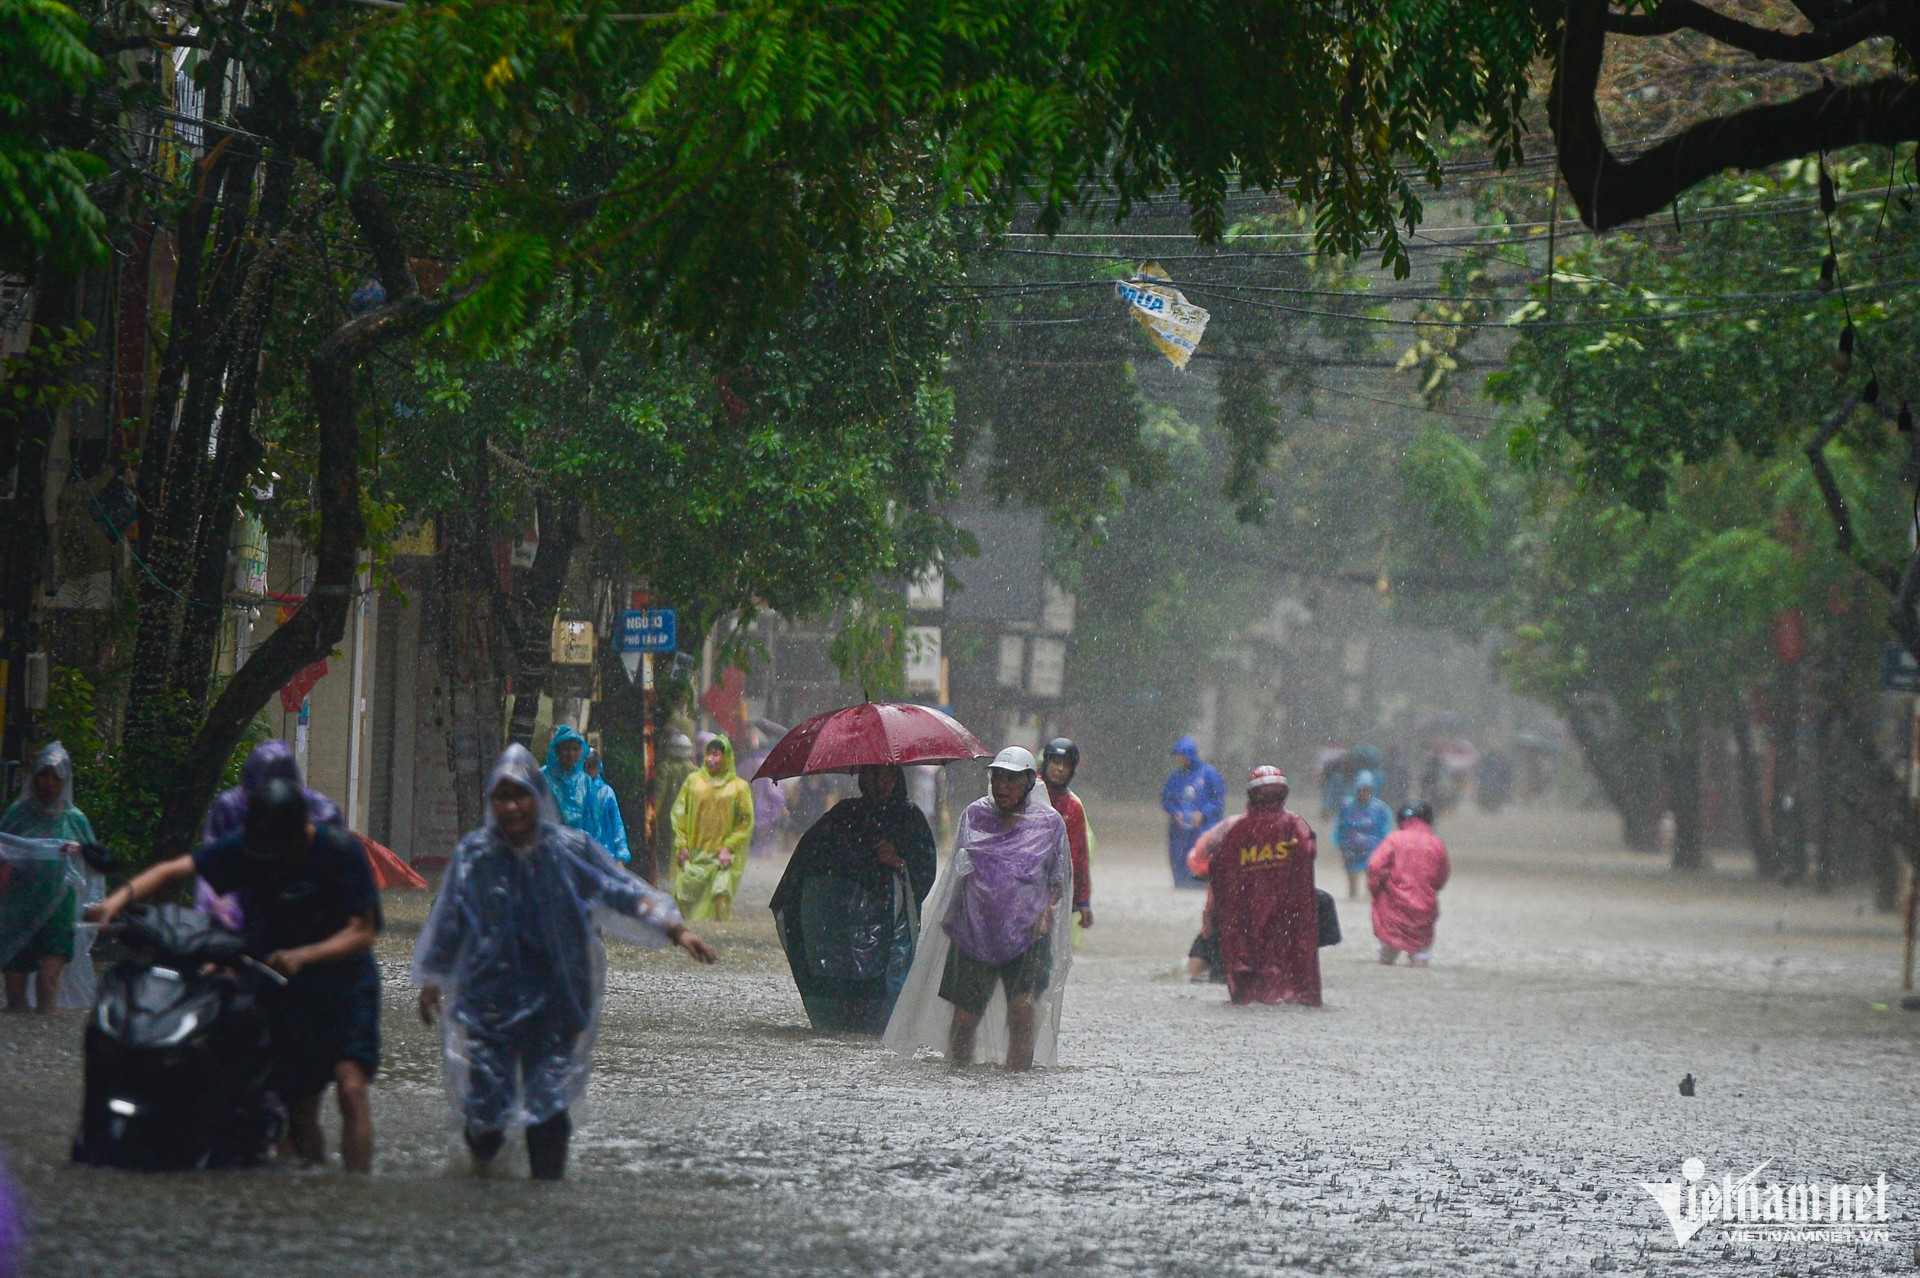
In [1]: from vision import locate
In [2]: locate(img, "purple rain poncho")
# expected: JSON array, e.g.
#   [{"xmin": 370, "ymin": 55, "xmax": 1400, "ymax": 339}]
[
  {"xmin": 883, "ymin": 783, "xmax": 1075, "ymax": 1067},
  {"xmin": 943, "ymin": 797, "xmax": 1070, "ymax": 967},
  {"xmin": 195, "ymin": 740, "xmax": 342, "ymax": 931}
]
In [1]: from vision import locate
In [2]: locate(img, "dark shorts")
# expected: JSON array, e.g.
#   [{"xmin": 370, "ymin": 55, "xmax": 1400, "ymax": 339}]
[
  {"xmin": 939, "ymin": 940, "xmax": 1051, "ymax": 1016},
  {"xmin": 1187, "ymin": 932, "xmax": 1226, "ymax": 983},
  {"xmin": 268, "ymin": 958, "xmax": 382, "ymax": 1100},
  {"xmin": 3, "ymin": 890, "xmax": 77, "ymax": 971}
]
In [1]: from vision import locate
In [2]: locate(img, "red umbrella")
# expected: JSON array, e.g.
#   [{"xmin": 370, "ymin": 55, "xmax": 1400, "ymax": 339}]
[{"xmin": 751, "ymin": 702, "xmax": 990, "ymax": 781}]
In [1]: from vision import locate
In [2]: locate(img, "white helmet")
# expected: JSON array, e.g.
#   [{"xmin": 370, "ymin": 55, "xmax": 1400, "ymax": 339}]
[{"xmin": 988, "ymin": 745, "xmax": 1037, "ymax": 774}]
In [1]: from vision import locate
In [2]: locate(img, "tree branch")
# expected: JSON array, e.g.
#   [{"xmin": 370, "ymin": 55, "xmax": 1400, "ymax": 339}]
[
  {"xmin": 1804, "ymin": 395, "xmax": 1904, "ymax": 591},
  {"xmin": 1605, "ymin": 0, "xmax": 1887, "ymax": 62},
  {"xmin": 1554, "ymin": 0, "xmax": 1920, "ymax": 230},
  {"xmin": 1891, "ymin": 544, "xmax": 1920, "ymax": 666}
]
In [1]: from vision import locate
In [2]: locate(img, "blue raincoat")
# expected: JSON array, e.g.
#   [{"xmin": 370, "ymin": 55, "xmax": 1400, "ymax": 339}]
[
  {"xmin": 1333, "ymin": 770, "xmax": 1395, "ymax": 874},
  {"xmin": 583, "ymin": 750, "xmax": 631, "ymax": 864},
  {"xmin": 1161, "ymin": 735, "xmax": 1224, "ymax": 889},
  {"xmin": 543, "ymin": 726, "xmax": 594, "ymax": 836}
]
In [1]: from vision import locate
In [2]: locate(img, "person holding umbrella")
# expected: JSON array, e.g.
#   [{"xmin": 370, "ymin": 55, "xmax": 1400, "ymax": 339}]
[{"xmin": 770, "ymin": 764, "xmax": 936, "ymax": 1032}]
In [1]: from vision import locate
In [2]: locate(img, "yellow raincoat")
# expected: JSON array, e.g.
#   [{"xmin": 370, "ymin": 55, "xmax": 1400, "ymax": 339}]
[{"xmin": 670, "ymin": 734, "xmax": 754, "ymax": 921}]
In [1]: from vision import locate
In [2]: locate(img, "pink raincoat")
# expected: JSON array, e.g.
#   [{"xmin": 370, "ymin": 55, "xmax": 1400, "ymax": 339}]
[{"xmin": 1367, "ymin": 818, "xmax": 1450, "ymax": 954}]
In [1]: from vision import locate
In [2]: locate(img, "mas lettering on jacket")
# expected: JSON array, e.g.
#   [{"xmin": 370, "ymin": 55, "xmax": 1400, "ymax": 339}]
[{"xmin": 1238, "ymin": 838, "xmax": 1299, "ymax": 868}]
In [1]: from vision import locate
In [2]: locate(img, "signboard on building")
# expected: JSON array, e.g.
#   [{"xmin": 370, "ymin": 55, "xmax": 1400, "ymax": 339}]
[
  {"xmin": 233, "ymin": 514, "xmax": 268, "ymax": 596},
  {"xmin": 551, "ymin": 619, "xmax": 595, "ymax": 665},
  {"xmin": 1028, "ymin": 636, "xmax": 1067, "ymax": 699},
  {"xmin": 618, "ymin": 608, "xmax": 677, "ymax": 653},
  {"xmin": 907, "ymin": 567, "xmax": 945, "ymax": 611},
  {"xmin": 1042, "ymin": 579, "xmax": 1076, "ymax": 634},
  {"xmin": 905, "ymin": 626, "xmax": 942, "ymax": 692},
  {"xmin": 997, "ymin": 634, "xmax": 1026, "ymax": 689}
]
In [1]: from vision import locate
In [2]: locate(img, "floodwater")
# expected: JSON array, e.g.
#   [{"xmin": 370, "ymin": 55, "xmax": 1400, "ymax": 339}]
[{"xmin": 3, "ymin": 805, "xmax": 1916, "ymax": 1276}]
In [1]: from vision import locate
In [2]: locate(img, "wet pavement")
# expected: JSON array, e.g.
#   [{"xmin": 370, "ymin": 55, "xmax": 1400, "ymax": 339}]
[{"xmin": 3, "ymin": 805, "xmax": 1916, "ymax": 1276}]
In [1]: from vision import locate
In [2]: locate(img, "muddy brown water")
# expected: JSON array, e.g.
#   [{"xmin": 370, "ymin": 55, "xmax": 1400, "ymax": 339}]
[{"xmin": 2, "ymin": 806, "xmax": 1915, "ymax": 1276}]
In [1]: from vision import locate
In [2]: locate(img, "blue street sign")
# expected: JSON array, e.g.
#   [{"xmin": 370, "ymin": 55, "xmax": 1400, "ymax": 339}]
[
  {"xmin": 618, "ymin": 608, "xmax": 677, "ymax": 654},
  {"xmin": 1882, "ymin": 643, "xmax": 1920, "ymax": 692}
]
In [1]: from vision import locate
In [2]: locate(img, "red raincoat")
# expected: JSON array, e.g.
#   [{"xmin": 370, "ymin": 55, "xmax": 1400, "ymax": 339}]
[
  {"xmin": 1367, "ymin": 818, "xmax": 1449, "ymax": 955},
  {"xmin": 1047, "ymin": 783, "xmax": 1094, "ymax": 910},
  {"xmin": 1208, "ymin": 801, "xmax": 1320, "ymax": 1006}
]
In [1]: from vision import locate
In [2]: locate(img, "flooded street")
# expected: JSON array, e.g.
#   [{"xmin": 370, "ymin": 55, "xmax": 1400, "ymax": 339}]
[{"xmin": 4, "ymin": 806, "xmax": 1916, "ymax": 1276}]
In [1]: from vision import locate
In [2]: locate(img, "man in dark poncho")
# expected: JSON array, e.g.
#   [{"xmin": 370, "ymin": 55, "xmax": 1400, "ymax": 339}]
[
  {"xmin": 93, "ymin": 779, "xmax": 382, "ymax": 1170},
  {"xmin": 770, "ymin": 764, "xmax": 936, "ymax": 1033}
]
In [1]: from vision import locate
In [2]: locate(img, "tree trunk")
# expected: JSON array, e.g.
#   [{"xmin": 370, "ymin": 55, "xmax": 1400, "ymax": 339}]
[
  {"xmin": 1564, "ymin": 702, "xmax": 1663, "ymax": 851},
  {"xmin": 0, "ymin": 274, "xmax": 78, "ymax": 759},
  {"xmin": 168, "ymin": 147, "xmax": 295, "ymax": 706},
  {"xmin": 1730, "ymin": 691, "xmax": 1776, "ymax": 878},
  {"xmin": 140, "ymin": 179, "xmax": 445, "ymax": 863},
  {"xmin": 122, "ymin": 51, "xmax": 246, "ymax": 757},
  {"xmin": 1666, "ymin": 711, "xmax": 1705, "ymax": 871},
  {"xmin": 1774, "ymin": 665, "xmax": 1807, "ymax": 883}
]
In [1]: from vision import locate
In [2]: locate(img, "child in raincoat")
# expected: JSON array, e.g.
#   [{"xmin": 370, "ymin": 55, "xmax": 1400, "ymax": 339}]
[
  {"xmin": 671, "ymin": 734, "xmax": 754, "ymax": 921},
  {"xmin": 581, "ymin": 749, "xmax": 631, "ymax": 864}
]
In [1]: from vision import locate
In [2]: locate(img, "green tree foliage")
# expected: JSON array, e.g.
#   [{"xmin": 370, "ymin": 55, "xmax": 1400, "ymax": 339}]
[
  {"xmin": 0, "ymin": 0, "xmax": 104, "ymax": 275},
  {"xmin": 325, "ymin": 0, "xmax": 1556, "ymax": 351},
  {"xmin": 1418, "ymin": 155, "xmax": 1918, "ymax": 873}
]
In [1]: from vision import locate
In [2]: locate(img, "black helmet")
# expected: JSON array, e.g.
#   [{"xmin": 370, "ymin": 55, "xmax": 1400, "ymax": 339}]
[
  {"xmin": 1042, "ymin": 737, "xmax": 1080, "ymax": 773},
  {"xmin": 245, "ymin": 777, "xmax": 310, "ymax": 863},
  {"xmin": 1398, "ymin": 800, "xmax": 1434, "ymax": 825}
]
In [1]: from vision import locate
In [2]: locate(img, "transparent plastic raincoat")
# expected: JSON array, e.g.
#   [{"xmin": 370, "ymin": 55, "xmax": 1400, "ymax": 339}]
[
  {"xmin": 412, "ymin": 745, "xmax": 682, "ymax": 1135},
  {"xmin": 884, "ymin": 784, "xmax": 1074, "ymax": 1067},
  {"xmin": 670, "ymin": 733, "xmax": 753, "ymax": 921},
  {"xmin": 0, "ymin": 743, "xmax": 104, "ymax": 1006}
]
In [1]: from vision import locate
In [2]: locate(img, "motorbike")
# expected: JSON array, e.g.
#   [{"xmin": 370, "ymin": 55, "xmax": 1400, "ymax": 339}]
[{"xmin": 71, "ymin": 903, "xmax": 281, "ymax": 1170}]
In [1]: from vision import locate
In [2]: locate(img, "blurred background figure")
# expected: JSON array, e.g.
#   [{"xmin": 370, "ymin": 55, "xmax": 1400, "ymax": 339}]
[
  {"xmin": 1370, "ymin": 801, "xmax": 1451, "ymax": 968},
  {"xmin": 582, "ymin": 749, "xmax": 631, "ymax": 864},
  {"xmin": 1333, "ymin": 770, "xmax": 1394, "ymax": 899},
  {"xmin": 649, "ymin": 733, "xmax": 698, "ymax": 885},
  {"xmin": 740, "ymin": 725, "xmax": 790, "ymax": 859},
  {"xmin": 1161, "ymin": 735, "xmax": 1223, "ymax": 889}
]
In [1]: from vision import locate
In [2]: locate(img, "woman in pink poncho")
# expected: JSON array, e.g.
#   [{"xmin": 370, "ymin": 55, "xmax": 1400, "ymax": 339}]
[{"xmin": 1367, "ymin": 801, "xmax": 1450, "ymax": 967}]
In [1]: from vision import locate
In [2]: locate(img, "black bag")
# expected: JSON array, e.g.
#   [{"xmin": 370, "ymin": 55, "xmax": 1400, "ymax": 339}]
[
  {"xmin": 1316, "ymin": 889, "xmax": 1341, "ymax": 947},
  {"xmin": 72, "ymin": 904, "xmax": 278, "ymax": 1171}
]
